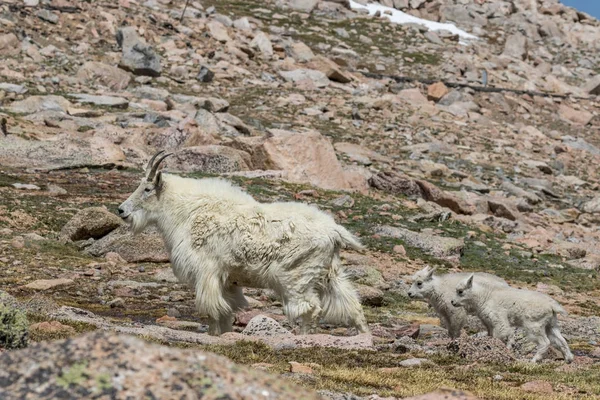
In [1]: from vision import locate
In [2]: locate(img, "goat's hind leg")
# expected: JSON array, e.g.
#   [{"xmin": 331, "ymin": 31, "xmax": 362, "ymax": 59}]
[
  {"xmin": 547, "ymin": 323, "xmax": 574, "ymax": 363},
  {"xmin": 218, "ymin": 284, "xmax": 249, "ymax": 334},
  {"xmin": 528, "ymin": 323, "xmax": 551, "ymax": 363}
]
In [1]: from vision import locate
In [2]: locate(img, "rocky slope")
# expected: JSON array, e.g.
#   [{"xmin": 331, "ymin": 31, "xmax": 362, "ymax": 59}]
[{"xmin": 0, "ymin": 0, "xmax": 599, "ymax": 398}]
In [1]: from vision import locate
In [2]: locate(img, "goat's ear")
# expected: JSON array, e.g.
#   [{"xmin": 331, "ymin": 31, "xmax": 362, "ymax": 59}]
[
  {"xmin": 425, "ymin": 266, "xmax": 436, "ymax": 279},
  {"xmin": 153, "ymin": 170, "xmax": 163, "ymax": 190},
  {"xmin": 466, "ymin": 274, "xmax": 474, "ymax": 288}
]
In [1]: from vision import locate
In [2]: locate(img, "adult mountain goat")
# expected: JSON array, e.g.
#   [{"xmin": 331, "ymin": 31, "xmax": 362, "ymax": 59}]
[{"xmin": 118, "ymin": 151, "xmax": 369, "ymax": 336}]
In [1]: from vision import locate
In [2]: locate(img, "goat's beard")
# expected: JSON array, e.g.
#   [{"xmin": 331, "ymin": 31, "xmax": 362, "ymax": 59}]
[{"xmin": 128, "ymin": 211, "xmax": 151, "ymax": 235}]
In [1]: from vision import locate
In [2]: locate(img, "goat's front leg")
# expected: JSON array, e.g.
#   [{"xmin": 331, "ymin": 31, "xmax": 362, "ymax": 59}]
[{"xmin": 195, "ymin": 271, "xmax": 231, "ymax": 336}]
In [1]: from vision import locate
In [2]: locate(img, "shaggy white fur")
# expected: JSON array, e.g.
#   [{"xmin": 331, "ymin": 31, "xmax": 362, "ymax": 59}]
[
  {"xmin": 451, "ymin": 274, "xmax": 574, "ymax": 363},
  {"xmin": 119, "ymin": 172, "xmax": 369, "ymax": 336},
  {"xmin": 407, "ymin": 266, "xmax": 508, "ymax": 339}
]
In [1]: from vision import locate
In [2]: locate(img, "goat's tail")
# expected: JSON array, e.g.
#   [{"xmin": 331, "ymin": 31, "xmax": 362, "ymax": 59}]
[
  {"xmin": 320, "ymin": 253, "xmax": 369, "ymax": 333},
  {"xmin": 334, "ymin": 226, "xmax": 365, "ymax": 252},
  {"xmin": 552, "ymin": 301, "xmax": 568, "ymax": 316}
]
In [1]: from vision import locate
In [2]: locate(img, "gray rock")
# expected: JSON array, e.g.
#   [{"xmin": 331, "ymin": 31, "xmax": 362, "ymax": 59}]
[
  {"xmin": 76, "ymin": 62, "xmax": 132, "ymax": 91},
  {"xmin": 36, "ymin": 9, "xmax": 58, "ymax": 24},
  {"xmin": 287, "ymin": 0, "xmax": 318, "ymax": 13},
  {"xmin": 233, "ymin": 17, "xmax": 252, "ymax": 31},
  {"xmin": 85, "ymin": 225, "xmax": 169, "ymax": 263},
  {"xmin": 117, "ymin": 27, "xmax": 161, "ymax": 77},
  {"xmin": 11, "ymin": 183, "xmax": 40, "ymax": 190},
  {"xmin": 399, "ymin": 358, "xmax": 430, "ymax": 367},
  {"xmin": 8, "ymin": 95, "xmax": 72, "ymax": 114},
  {"xmin": 374, "ymin": 225, "xmax": 464, "ymax": 259},
  {"xmin": 286, "ymin": 42, "xmax": 314, "ymax": 63},
  {"xmin": 0, "ymin": 83, "xmax": 27, "ymax": 94},
  {"xmin": 131, "ymin": 86, "xmax": 170, "ymax": 101},
  {"xmin": 68, "ymin": 94, "xmax": 129, "ymax": 109},
  {"xmin": 424, "ymin": 31, "xmax": 444, "ymax": 45},
  {"xmin": 60, "ymin": 207, "xmax": 124, "ymax": 242},
  {"xmin": 242, "ymin": 315, "xmax": 292, "ymax": 337},
  {"xmin": 502, "ymin": 33, "xmax": 528, "ymax": 60},
  {"xmin": 583, "ymin": 75, "xmax": 600, "ymax": 95},
  {"xmin": 279, "ymin": 69, "xmax": 329, "ymax": 88},
  {"xmin": 196, "ymin": 65, "xmax": 214, "ymax": 83},
  {"xmin": 193, "ymin": 109, "xmax": 222, "ymax": 135},
  {"xmin": 250, "ymin": 32, "xmax": 273, "ymax": 59}
]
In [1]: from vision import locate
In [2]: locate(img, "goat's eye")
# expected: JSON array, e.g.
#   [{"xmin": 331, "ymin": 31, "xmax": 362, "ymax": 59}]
[
  {"xmin": 144, "ymin": 187, "xmax": 152, "ymax": 193},
  {"xmin": 417, "ymin": 282, "xmax": 422, "ymax": 287},
  {"xmin": 458, "ymin": 290, "xmax": 463, "ymax": 296}
]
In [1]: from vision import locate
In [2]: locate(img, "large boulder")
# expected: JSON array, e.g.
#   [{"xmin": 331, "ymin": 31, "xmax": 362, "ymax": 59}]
[
  {"xmin": 261, "ymin": 128, "xmax": 365, "ymax": 191},
  {"xmin": 85, "ymin": 226, "xmax": 169, "ymax": 263},
  {"xmin": 76, "ymin": 62, "xmax": 131, "ymax": 90},
  {"xmin": 0, "ymin": 331, "xmax": 322, "ymax": 399},
  {"xmin": 583, "ymin": 75, "xmax": 600, "ymax": 95},
  {"xmin": 117, "ymin": 27, "xmax": 162, "ymax": 77},
  {"xmin": 0, "ymin": 134, "xmax": 126, "ymax": 170},
  {"xmin": 60, "ymin": 207, "xmax": 123, "ymax": 242},
  {"xmin": 502, "ymin": 33, "xmax": 528, "ymax": 60},
  {"xmin": 8, "ymin": 95, "xmax": 72, "ymax": 114},
  {"xmin": 166, "ymin": 146, "xmax": 251, "ymax": 174},
  {"xmin": 0, "ymin": 33, "xmax": 19, "ymax": 56}
]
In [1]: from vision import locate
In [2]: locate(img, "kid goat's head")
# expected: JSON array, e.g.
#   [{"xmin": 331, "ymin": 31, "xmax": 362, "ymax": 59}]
[
  {"xmin": 407, "ymin": 265, "xmax": 437, "ymax": 300},
  {"xmin": 118, "ymin": 150, "xmax": 172, "ymax": 233},
  {"xmin": 451, "ymin": 274, "xmax": 474, "ymax": 308}
]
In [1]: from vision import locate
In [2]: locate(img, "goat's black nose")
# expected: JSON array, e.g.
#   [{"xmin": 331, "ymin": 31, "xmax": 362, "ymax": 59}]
[{"xmin": 117, "ymin": 207, "xmax": 124, "ymax": 215}]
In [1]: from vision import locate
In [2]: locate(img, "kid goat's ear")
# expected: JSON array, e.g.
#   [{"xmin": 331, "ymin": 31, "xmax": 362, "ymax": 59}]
[
  {"xmin": 425, "ymin": 266, "xmax": 437, "ymax": 279},
  {"xmin": 466, "ymin": 274, "xmax": 474, "ymax": 288}
]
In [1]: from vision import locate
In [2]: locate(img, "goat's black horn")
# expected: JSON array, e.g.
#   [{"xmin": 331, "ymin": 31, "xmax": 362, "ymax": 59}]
[
  {"xmin": 147, "ymin": 152, "xmax": 173, "ymax": 181},
  {"xmin": 145, "ymin": 150, "xmax": 165, "ymax": 177}
]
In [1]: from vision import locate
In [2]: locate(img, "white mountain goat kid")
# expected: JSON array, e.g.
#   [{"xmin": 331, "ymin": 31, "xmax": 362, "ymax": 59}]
[
  {"xmin": 407, "ymin": 266, "xmax": 508, "ymax": 339},
  {"xmin": 117, "ymin": 151, "xmax": 369, "ymax": 336},
  {"xmin": 451, "ymin": 274, "xmax": 574, "ymax": 363}
]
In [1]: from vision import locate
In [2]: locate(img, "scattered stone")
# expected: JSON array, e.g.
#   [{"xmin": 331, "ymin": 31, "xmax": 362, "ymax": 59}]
[
  {"xmin": 289, "ymin": 361, "xmax": 314, "ymax": 374},
  {"xmin": 60, "ymin": 207, "xmax": 123, "ymax": 242},
  {"xmin": 76, "ymin": 61, "xmax": 131, "ymax": 90},
  {"xmin": 0, "ymin": 83, "xmax": 27, "ymax": 94},
  {"xmin": 117, "ymin": 27, "xmax": 162, "ymax": 77},
  {"xmin": 402, "ymin": 388, "xmax": 481, "ymax": 400},
  {"xmin": 196, "ymin": 65, "xmax": 214, "ymax": 83},
  {"xmin": 68, "ymin": 94, "xmax": 129, "ymax": 109},
  {"xmin": 109, "ymin": 298, "xmax": 125, "ymax": 308},
  {"xmin": 36, "ymin": 9, "xmax": 58, "ymax": 24},
  {"xmin": 521, "ymin": 380, "xmax": 554, "ymax": 394},
  {"xmin": 559, "ymin": 104, "xmax": 593, "ymax": 126},
  {"xmin": 29, "ymin": 321, "xmax": 76, "ymax": 340},
  {"xmin": 85, "ymin": 226, "xmax": 169, "ymax": 263},
  {"xmin": 427, "ymin": 82, "xmax": 449, "ymax": 102},
  {"xmin": 583, "ymin": 75, "xmax": 600, "ymax": 95},
  {"xmin": 399, "ymin": 358, "xmax": 430, "ymax": 367},
  {"xmin": 448, "ymin": 334, "xmax": 515, "ymax": 363},
  {"xmin": 251, "ymin": 32, "xmax": 273, "ymax": 59},
  {"xmin": 280, "ymin": 69, "xmax": 329, "ymax": 88},
  {"xmin": 8, "ymin": 95, "xmax": 72, "ymax": 114},
  {"xmin": 22, "ymin": 278, "xmax": 74, "ymax": 291},
  {"xmin": 242, "ymin": 315, "xmax": 292, "ymax": 337},
  {"xmin": 11, "ymin": 183, "xmax": 40, "ymax": 190},
  {"xmin": 374, "ymin": 226, "xmax": 464, "ymax": 259}
]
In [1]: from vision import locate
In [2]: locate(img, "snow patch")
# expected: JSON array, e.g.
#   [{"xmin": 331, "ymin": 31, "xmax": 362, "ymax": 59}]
[{"xmin": 348, "ymin": 1, "xmax": 477, "ymax": 44}]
